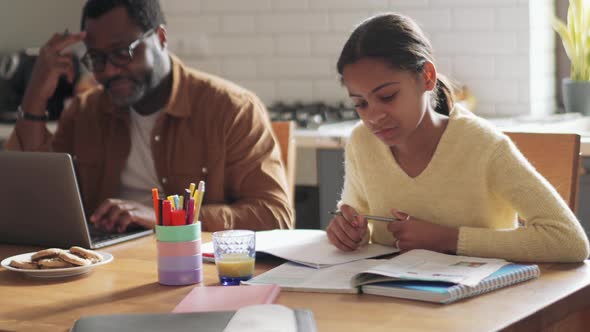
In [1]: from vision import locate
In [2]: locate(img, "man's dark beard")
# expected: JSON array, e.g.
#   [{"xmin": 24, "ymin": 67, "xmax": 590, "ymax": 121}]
[{"xmin": 103, "ymin": 75, "xmax": 145, "ymax": 106}]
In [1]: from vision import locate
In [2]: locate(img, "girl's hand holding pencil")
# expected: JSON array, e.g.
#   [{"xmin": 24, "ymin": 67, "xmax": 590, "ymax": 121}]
[{"xmin": 325, "ymin": 204, "xmax": 369, "ymax": 252}]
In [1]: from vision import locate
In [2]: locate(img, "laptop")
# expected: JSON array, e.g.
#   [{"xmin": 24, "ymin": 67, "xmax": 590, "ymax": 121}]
[{"xmin": 0, "ymin": 152, "xmax": 153, "ymax": 248}]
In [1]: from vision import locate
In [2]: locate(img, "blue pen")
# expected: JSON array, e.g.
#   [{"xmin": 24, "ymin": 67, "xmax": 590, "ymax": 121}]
[{"xmin": 173, "ymin": 195, "xmax": 180, "ymax": 211}]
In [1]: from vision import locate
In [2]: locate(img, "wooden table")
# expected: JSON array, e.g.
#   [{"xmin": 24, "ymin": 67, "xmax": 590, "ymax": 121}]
[{"xmin": 1, "ymin": 234, "xmax": 590, "ymax": 332}]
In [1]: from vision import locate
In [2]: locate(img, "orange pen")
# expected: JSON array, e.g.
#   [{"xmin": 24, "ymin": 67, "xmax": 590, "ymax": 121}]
[{"xmin": 151, "ymin": 188, "xmax": 159, "ymax": 223}]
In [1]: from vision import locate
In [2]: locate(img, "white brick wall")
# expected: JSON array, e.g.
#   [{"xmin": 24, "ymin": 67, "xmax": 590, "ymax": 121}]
[
  {"xmin": 529, "ymin": 0, "xmax": 555, "ymax": 116},
  {"xmin": 162, "ymin": 0, "xmax": 555, "ymax": 117}
]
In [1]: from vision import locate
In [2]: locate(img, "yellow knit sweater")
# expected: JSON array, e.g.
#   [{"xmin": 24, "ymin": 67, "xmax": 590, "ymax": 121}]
[{"xmin": 341, "ymin": 106, "xmax": 589, "ymax": 262}]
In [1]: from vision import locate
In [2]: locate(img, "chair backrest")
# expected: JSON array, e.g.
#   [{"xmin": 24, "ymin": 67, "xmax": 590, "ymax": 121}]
[
  {"xmin": 505, "ymin": 132, "xmax": 580, "ymax": 212},
  {"xmin": 271, "ymin": 121, "xmax": 296, "ymax": 207}
]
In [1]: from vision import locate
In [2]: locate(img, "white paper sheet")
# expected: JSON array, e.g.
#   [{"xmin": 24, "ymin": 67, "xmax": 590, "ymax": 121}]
[
  {"xmin": 224, "ymin": 305, "xmax": 297, "ymax": 332},
  {"xmin": 243, "ymin": 260, "xmax": 381, "ymax": 293},
  {"xmin": 357, "ymin": 249, "xmax": 508, "ymax": 287}
]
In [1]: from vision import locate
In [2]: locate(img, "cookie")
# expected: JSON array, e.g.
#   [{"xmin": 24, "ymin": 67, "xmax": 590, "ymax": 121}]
[
  {"xmin": 58, "ymin": 251, "xmax": 91, "ymax": 266},
  {"xmin": 37, "ymin": 258, "xmax": 74, "ymax": 269},
  {"xmin": 31, "ymin": 248, "xmax": 63, "ymax": 261},
  {"xmin": 9, "ymin": 259, "xmax": 38, "ymax": 270},
  {"xmin": 69, "ymin": 246, "xmax": 103, "ymax": 263}
]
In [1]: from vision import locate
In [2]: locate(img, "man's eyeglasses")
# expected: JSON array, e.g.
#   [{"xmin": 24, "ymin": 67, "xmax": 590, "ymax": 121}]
[{"xmin": 81, "ymin": 29, "xmax": 155, "ymax": 73}]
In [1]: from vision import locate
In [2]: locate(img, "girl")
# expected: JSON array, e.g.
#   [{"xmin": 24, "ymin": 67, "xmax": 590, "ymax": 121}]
[{"xmin": 326, "ymin": 13, "xmax": 589, "ymax": 262}]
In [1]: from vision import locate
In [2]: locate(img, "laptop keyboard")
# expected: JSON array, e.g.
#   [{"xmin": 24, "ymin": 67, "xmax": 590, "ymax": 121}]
[
  {"xmin": 90, "ymin": 231, "xmax": 127, "ymax": 243},
  {"xmin": 88, "ymin": 227, "xmax": 153, "ymax": 248}
]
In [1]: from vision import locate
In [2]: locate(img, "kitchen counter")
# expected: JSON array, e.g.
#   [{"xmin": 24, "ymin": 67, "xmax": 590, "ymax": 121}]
[{"xmin": 296, "ymin": 114, "xmax": 590, "ymax": 156}]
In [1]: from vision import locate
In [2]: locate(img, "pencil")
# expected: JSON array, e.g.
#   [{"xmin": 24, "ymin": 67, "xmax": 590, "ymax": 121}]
[
  {"xmin": 193, "ymin": 181, "xmax": 205, "ymax": 223},
  {"xmin": 329, "ymin": 210, "xmax": 399, "ymax": 222}
]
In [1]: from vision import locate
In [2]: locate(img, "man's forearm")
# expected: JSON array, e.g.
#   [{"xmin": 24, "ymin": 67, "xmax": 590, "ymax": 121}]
[{"xmin": 14, "ymin": 98, "xmax": 51, "ymax": 151}]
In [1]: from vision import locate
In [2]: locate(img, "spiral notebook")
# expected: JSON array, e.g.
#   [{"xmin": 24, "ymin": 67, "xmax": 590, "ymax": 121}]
[
  {"xmin": 361, "ymin": 263, "xmax": 540, "ymax": 304},
  {"xmin": 245, "ymin": 250, "xmax": 540, "ymax": 303}
]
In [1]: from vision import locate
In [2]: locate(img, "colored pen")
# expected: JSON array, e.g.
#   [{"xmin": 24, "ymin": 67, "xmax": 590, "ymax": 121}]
[
  {"xmin": 193, "ymin": 185, "xmax": 201, "ymax": 224},
  {"xmin": 329, "ymin": 210, "xmax": 399, "ymax": 222},
  {"xmin": 167, "ymin": 196, "xmax": 176, "ymax": 210},
  {"xmin": 174, "ymin": 195, "xmax": 180, "ymax": 210},
  {"xmin": 193, "ymin": 181, "xmax": 205, "ymax": 223},
  {"xmin": 162, "ymin": 200, "xmax": 172, "ymax": 226},
  {"xmin": 172, "ymin": 210, "xmax": 186, "ymax": 226},
  {"xmin": 187, "ymin": 198, "xmax": 195, "ymax": 225},
  {"xmin": 183, "ymin": 189, "xmax": 192, "ymax": 223},
  {"xmin": 151, "ymin": 188, "xmax": 159, "ymax": 222},
  {"xmin": 189, "ymin": 182, "xmax": 196, "ymax": 196},
  {"xmin": 158, "ymin": 198, "xmax": 164, "ymax": 226}
]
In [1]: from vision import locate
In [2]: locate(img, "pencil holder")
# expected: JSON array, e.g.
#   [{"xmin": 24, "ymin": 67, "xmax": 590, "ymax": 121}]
[
  {"xmin": 155, "ymin": 223, "xmax": 201, "ymax": 242},
  {"xmin": 155, "ymin": 222, "xmax": 203, "ymax": 286}
]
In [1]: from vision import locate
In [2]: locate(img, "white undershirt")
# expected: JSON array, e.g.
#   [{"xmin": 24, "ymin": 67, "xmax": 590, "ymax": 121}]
[{"xmin": 119, "ymin": 108, "xmax": 163, "ymax": 206}]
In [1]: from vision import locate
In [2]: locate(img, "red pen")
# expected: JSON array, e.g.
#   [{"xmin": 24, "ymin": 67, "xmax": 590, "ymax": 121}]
[
  {"xmin": 162, "ymin": 200, "xmax": 172, "ymax": 226},
  {"xmin": 173, "ymin": 210, "xmax": 186, "ymax": 226}
]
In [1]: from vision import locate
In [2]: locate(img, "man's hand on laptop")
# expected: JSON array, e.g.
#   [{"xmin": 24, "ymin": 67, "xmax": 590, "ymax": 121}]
[{"xmin": 90, "ymin": 199, "xmax": 155, "ymax": 233}]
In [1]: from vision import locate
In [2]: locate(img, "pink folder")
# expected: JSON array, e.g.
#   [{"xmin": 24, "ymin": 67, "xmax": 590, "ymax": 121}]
[{"xmin": 172, "ymin": 284, "xmax": 281, "ymax": 313}]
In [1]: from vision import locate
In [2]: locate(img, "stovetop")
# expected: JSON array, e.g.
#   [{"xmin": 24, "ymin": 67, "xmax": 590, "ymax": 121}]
[{"xmin": 268, "ymin": 102, "xmax": 358, "ymax": 129}]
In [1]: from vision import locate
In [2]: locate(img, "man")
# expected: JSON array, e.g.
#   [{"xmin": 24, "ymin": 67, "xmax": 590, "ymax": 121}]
[{"xmin": 5, "ymin": 0, "xmax": 293, "ymax": 232}]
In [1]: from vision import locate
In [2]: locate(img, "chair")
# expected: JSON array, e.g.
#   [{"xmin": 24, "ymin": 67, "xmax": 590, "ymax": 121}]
[
  {"xmin": 271, "ymin": 121, "xmax": 297, "ymax": 208},
  {"xmin": 505, "ymin": 132, "xmax": 580, "ymax": 213}
]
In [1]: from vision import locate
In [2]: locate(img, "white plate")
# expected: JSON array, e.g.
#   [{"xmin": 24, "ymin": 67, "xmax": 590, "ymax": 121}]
[{"xmin": 1, "ymin": 251, "xmax": 113, "ymax": 278}]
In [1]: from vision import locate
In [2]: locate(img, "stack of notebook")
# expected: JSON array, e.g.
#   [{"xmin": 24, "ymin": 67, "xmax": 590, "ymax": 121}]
[{"xmin": 245, "ymin": 249, "xmax": 540, "ymax": 304}]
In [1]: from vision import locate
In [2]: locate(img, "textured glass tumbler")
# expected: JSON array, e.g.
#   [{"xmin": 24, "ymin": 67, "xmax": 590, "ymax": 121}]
[{"xmin": 212, "ymin": 230, "xmax": 256, "ymax": 286}]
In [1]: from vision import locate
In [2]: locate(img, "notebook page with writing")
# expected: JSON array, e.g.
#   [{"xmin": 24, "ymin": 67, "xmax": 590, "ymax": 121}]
[{"xmin": 202, "ymin": 229, "xmax": 398, "ymax": 268}]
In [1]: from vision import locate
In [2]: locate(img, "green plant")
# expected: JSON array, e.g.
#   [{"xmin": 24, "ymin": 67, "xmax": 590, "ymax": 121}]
[{"xmin": 551, "ymin": 0, "xmax": 590, "ymax": 81}]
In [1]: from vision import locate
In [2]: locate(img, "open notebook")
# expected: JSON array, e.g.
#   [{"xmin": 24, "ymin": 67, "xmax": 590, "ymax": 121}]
[
  {"xmin": 244, "ymin": 249, "xmax": 540, "ymax": 303},
  {"xmin": 202, "ymin": 229, "xmax": 398, "ymax": 268}
]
